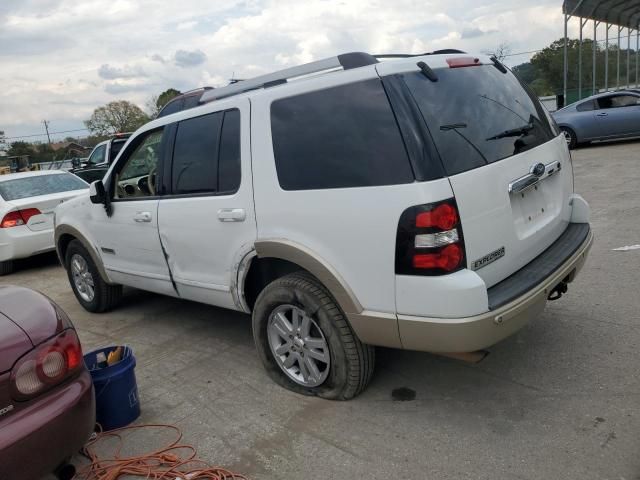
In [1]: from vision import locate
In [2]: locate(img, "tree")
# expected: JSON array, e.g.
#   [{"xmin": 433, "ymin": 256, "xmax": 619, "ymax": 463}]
[
  {"xmin": 7, "ymin": 141, "xmax": 34, "ymax": 158},
  {"xmin": 0, "ymin": 130, "xmax": 6, "ymax": 152},
  {"xmin": 146, "ymin": 88, "xmax": 181, "ymax": 118},
  {"xmin": 85, "ymin": 100, "xmax": 150, "ymax": 136},
  {"xmin": 491, "ymin": 41, "xmax": 512, "ymax": 62}
]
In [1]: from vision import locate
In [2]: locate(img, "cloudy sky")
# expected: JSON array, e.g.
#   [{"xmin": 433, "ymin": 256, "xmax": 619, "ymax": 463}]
[{"xmin": 1, "ymin": 0, "xmax": 578, "ymax": 142}]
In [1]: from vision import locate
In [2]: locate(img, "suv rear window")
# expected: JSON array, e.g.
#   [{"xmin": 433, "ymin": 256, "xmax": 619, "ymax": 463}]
[
  {"xmin": 0, "ymin": 173, "xmax": 87, "ymax": 201},
  {"xmin": 402, "ymin": 65, "xmax": 556, "ymax": 176},
  {"xmin": 270, "ymin": 79, "xmax": 414, "ymax": 190}
]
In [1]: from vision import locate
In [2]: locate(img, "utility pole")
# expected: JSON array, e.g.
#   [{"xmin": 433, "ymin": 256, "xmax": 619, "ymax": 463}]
[{"xmin": 42, "ymin": 120, "xmax": 52, "ymax": 145}]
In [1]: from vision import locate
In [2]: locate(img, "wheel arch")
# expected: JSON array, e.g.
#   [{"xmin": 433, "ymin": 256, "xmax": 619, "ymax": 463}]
[
  {"xmin": 243, "ymin": 239, "xmax": 363, "ymax": 316},
  {"xmin": 243, "ymin": 239, "xmax": 402, "ymax": 349},
  {"xmin": 55, "ymin": 225, "xmax": 111, "ymax": 283}
]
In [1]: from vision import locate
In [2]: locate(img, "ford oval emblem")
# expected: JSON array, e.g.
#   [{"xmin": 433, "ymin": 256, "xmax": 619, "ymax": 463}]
[{"xmin": 531, "ymin": 162, "xmax": 545, "ymax": 177}]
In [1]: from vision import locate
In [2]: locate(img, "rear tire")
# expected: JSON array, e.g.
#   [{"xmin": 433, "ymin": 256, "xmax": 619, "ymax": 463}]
[
  {"xmin": 65, "ymin": 240, "xmax": 122, "ymax": 313},
  {"xmin": 560, "ymin": 127, "xmax": 578, "ymax": 149},
  {"xmin": 252, "ymin": 272, "xmax": 375, "ymax": 400},
  {"xmin": 0, "ymin": 260, "xmax": 14, "ymax": 276}
]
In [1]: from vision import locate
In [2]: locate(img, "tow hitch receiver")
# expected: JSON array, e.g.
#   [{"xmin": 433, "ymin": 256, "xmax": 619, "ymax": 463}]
[{"xmin": 548, "ymin": 281, "xmax": 568, "ymax": 301}]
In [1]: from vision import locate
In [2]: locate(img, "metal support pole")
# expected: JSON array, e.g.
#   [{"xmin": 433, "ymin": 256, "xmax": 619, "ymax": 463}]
[
  {"xmin": 564, "ymin": 14, "xmax": 569, "ymax": 104},
  {"xmin": 627, "ymin": 27, "xmax": 631, "ymax": 88},
  {"xmin": 605, "ymin": 23, "xmax": 610, "ymax": 90},
  {"xmin": 593, "ymin": 21, "xmax": 598, "ymax": 94},
  {"xmin": 636, "ymin": 25, "xmax": 640, "ymax": 88},
  {"xmin": 617, "ymin": 26, "xmax": 622, "ymax": 89},
  {"xmin": 579, "ymin": 17, "xmax": 583, "ymax": 99}
]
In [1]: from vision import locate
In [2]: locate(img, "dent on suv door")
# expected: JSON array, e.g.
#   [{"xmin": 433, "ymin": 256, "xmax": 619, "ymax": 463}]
[
  {"xmin": 157, "ymin": 99, "xmax": 256, "ymax": 309},
  {"xmin": 88, "ymin": 127, "xmax": 176, "ymax": 296}
]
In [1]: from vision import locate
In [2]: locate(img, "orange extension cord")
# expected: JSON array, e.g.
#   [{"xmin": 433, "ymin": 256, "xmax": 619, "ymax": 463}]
[{"xmin": 75, "ymin": 424, "xmax": 249, "ymax": 480}]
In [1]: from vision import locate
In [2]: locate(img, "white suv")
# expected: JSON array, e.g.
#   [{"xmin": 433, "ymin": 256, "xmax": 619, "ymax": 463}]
[{"xmin": 55, "ymin": 51, "xmax": 592, "ymax": 399}]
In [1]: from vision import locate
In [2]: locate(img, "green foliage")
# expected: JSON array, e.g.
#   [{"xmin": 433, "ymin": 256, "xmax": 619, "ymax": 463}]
[
  {"xmin": 85, "ymin": 100, "xmax": 150, "ymax": 136},
  {"xmin": 157, "ymin": 88, "xmax": 181, "ymax": 109},
  {"xmin": 514, "ymin": 37, "xmax": 639, "ymax": 97}
]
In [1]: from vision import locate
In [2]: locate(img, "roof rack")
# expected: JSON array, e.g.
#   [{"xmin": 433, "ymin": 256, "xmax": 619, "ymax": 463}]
[
  {"xmin": 200, "ymin": 52, "xmax": 378, "ymax": 104},
  {"xmin": 374, "ymin": 49, "xmax": 467, "ymax": 59}
]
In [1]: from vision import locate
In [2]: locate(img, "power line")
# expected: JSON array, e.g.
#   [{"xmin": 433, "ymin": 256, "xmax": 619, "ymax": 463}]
[
  {"xmin": 4, "ymin": 127, "xmax": 90, "ymax": 141},
  {"xmin": 505, "ymin": 31, "xmax": 640, "ymax": 58}
]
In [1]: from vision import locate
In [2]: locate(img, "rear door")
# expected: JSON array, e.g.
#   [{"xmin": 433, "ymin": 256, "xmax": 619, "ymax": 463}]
[
  {"xmin": 157, "ymin": 99, "xmax": 256, "ymax": 310},
  {"xmin": 379, "ymin": 57, "xmax": 574, "ymax": 288}
]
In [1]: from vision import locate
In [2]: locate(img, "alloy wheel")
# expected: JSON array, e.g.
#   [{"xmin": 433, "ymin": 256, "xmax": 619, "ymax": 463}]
[
  {"xmin": 267, "ymin": 304, "xmax": 330, "ymax": 387},
  {"xmin": 70, "ymin": 254, "xmax": 95, "ymax": 302}
]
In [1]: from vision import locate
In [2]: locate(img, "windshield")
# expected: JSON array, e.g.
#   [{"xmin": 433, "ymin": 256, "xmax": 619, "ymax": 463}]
[
  {"xmin": 402, "ymin": 65, "xmax": 555, "ymax": 176},
  {"xmin": 0, "ymin": 173, "xmax": 87, "ymax": 201}
]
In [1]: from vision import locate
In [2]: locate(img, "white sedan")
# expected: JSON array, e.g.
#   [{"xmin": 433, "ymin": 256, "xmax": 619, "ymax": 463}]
[{"xmin": 0, "ymin": 170, "xmax": 88, "ymax": 275}]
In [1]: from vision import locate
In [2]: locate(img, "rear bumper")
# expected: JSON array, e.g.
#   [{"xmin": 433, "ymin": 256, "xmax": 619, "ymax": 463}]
[
  {"xmin": 0, "ymin": 370, "xmax": 95, "ymax": 480},
  {"xmin": 396, "ymin": 223, "xmax": 592, "ymax": 352},
  {"xmin": 0, "ymin": 226, "xmax": 54, "ymax": 262}
]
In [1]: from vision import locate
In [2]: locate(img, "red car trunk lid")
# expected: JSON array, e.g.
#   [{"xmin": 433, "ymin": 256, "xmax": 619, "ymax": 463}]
[
  {"xmin": 0, "ymin": 286, "xmax": 64, "ymax": 346},
  {"xmin": 0, "ymin": 312, "xmax": 32, "ymax": 374}
]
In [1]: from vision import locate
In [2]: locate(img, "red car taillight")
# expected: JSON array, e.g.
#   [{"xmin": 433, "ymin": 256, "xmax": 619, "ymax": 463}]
[
  {"xmin": 0, "ymin": 208, "xmax": 41, "ymax": 228},
  {"xmin": 395, "ymin": 199, "xmax": 466, "ymax": 276},
  {"xmin": 10, "ymin": 329, "xmax": 83, "ymax": 401}
]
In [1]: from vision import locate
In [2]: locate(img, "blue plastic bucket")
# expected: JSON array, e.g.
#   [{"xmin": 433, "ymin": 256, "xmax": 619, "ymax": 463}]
[{"xmin": 84, "ymin": 346, "xmax": 140, "ymax": 431}]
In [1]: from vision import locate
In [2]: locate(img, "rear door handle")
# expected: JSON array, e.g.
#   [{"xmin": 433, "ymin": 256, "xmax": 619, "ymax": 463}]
[
  {"xmin": 217, "ymin": 208, "xmax": 246, "ymax": 222},
  {"xmin": 133, "ymin": 211, "xmax": 152, "ymax": 223},
  {"xmin": 596, "ymin": 112, "xmax": 608, "ymax": 117}
]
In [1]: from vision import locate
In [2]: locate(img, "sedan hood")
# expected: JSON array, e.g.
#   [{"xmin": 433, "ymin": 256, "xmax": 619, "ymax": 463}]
[
  {"xmin": 0, "ymin": 286, "xmax": 65, "ymax": 347},
  {"xmin": 0, "ymin": 312, "xmax": 32, "ymax": 374}
]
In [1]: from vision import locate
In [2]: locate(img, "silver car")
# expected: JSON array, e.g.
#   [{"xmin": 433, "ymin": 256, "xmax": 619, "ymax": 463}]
[{"xmin": 552, "ymin": 90, "xmax": 640, "ymax": 148}]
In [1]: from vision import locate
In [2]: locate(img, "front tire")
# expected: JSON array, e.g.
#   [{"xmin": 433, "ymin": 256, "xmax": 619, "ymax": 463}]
[
  {"xmin": 0, "ymin": 260, "xmax": 14, "ymax": 276},
  {"xmin": 561, "ymin": 127, "xmax": 578, "ymax": 149},
  {"xmin": 252, "ymin": 272, "xmax": 375, "ymax": 400},
  {"xmin": 65, "ymin": 240, "xmax": 122, "ymax": 313}
]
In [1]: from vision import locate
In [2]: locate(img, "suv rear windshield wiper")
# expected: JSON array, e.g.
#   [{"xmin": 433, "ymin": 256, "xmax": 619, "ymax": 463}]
[{"xmin": 486, "ymin": 123, "xmax": 534, "ymax": 140}]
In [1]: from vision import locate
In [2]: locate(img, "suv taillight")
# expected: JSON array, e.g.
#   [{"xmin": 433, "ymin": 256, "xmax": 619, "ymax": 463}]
[
  {"xmin": 395, "ymin": 199, "xmax": 466, "ymax": 276},
  {"xmin": 10, "ymin": 329, "xmax": 83, "ymax": 401},
  {"xmin": 0, "ymin": 208, "xmax": 41, "ymax": 228}
]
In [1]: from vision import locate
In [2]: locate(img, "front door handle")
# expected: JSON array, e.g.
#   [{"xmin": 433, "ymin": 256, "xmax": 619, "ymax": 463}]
[
  {"xmin": 217, "ymin": 208, "xmax": 246, "ymax": 222},
  {"xmin": 596, "ymin": 112, "xmax": 608, "ymax": 117},
  {"xmin": 133, "ymin": 211, "xmax": 152, "ymax": 223}
]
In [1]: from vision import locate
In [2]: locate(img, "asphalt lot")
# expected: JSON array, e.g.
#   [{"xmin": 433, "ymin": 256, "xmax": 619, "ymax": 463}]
[{"xmin": 4, "ymin": 140, "xmax": 640, "ymax": 480}]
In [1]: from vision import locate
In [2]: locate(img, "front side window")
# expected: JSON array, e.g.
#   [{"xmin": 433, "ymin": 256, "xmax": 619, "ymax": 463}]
[
  {"xmin": 171, "ymin": 109, "xmax": 241, "ymax": 195},
  {"xmin": 270, "ymin": 79, "xmax": 414, "ymax": 190},
  {"xmin": 87, "ymin": 144, "xmax": 106, "ymax": 165},
  {"xmin": 115, "ymin": 129, "xmax": 163, "ymax": 198},
  {"xmin": 597, "ymin": 94, "xmax": 640, "ymax": 109},
  {"xmin": 402, "ymin": 65, "xmax": 556, "ymax": 176}
]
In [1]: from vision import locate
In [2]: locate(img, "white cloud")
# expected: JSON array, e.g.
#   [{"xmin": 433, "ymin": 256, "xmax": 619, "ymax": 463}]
[{"xmin": 0, "ymin": 0, "xmax": 565, "ymax": 141}]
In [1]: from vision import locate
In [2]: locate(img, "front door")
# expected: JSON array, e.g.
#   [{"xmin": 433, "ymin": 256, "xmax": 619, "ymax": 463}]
[
  {"xmin": 89, "ymin": 127, "xmax": 175, "ymax": 297},
  {"xmin": 157, "ymin": 99, "xmax": 256, "ymax": 310},
  {"xmin": 595, "ymin": 93, "xmax": 640, "ymax": 137}
]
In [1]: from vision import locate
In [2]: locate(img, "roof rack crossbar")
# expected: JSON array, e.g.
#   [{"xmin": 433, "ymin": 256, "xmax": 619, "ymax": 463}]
[{"xmin": 200, "ymin": 52, "xmax": 378, "ymax": 103}]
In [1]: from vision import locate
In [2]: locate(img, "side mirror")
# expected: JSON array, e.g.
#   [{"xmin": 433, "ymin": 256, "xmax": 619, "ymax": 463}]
[
  {"xmin": 72, "ymin": 157, "xmax": 80, "ymax": 169},
  {"xmin": 89, "ymin": 180, "xmax": 106, "ymax": 205}
]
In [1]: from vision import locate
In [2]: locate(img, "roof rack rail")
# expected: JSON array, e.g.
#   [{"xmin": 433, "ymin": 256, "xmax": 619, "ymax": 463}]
[
  {"xmin": 374, "ymin": 49, "xmax": 467, "ymax": 59},
  {"xmin": 200, "ymin": 52, "xmax": 378, "ymax": 104}
]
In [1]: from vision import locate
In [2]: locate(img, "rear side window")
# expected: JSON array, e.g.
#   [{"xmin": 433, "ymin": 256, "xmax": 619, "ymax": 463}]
[
  {"xmin": 270, "ymin": 79, "xmax": 414, "ymax": 190},
  {"xmin": 0, "ymin": 173, "xmax": 87, "ymax": 201},
  {"xmin": 171, "ymin": 109, "xmax": 240, "ymax": 195},
  {"xmin": 576, "ymin": 100, "xmax": 594, "ymax": 112},
  {"xmin": 402, "ymin": 66, "xmax": 556, "ymax": 176},
  {"xmin": 109, "ymin": 139, "xmax": 127, "ymax": 163}
]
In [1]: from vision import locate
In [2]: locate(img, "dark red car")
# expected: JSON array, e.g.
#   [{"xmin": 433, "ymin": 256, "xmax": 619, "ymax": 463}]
[{"xmin": 0, "ymin": 286, "xmax": 94, "ymax": 480}]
